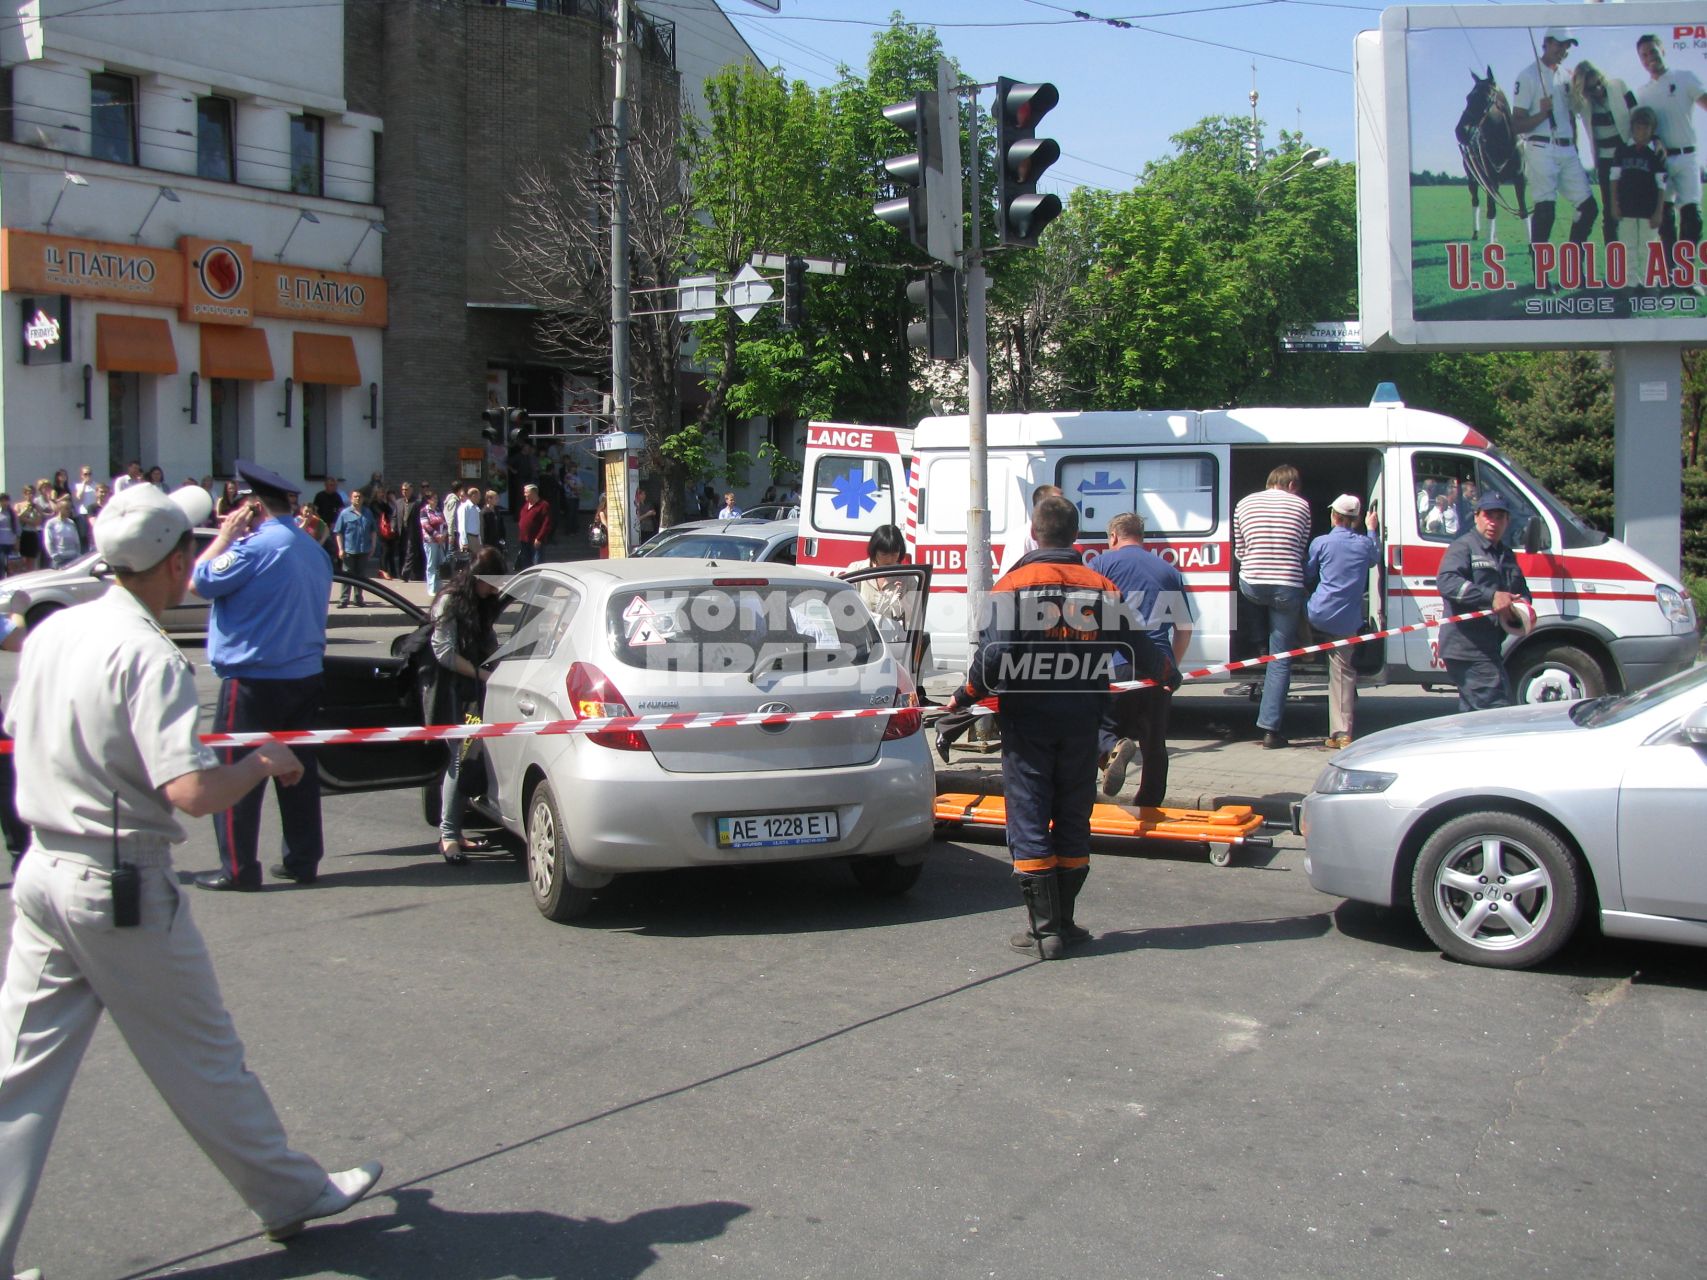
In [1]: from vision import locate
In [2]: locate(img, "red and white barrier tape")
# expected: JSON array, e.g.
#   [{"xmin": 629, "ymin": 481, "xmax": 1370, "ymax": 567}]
[{"xmin": 0, "ymin": 605, "xmax": 1519, "ymax": 752}]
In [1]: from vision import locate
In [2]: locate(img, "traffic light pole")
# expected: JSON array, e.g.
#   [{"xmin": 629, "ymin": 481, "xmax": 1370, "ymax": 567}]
[
  {"xmin": 610, "ymin": 0, "xmax": 633, "ymax": 439},
  {"xmin": 963, "ymin": 85, "xmax": 992, "ymax": 662}
]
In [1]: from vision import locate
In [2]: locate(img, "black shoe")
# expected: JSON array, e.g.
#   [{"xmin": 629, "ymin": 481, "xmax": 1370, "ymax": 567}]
[
  {"xmin": 194, "ymin": 869, "xmax": 261, "ymax": 892},
  {"xmin": 269, "ymin": 862, "xmax": 317, "ymax": 885},
  {"xmin": 934, "ymin": 733, "xmax": 952, "ymax": 766},
  {"xmin": 1261, "ymin": 732, "xmax": 1289, "ymax": 750}
]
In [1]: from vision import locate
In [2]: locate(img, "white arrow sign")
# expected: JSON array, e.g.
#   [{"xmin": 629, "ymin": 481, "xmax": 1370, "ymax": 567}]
[{"xmin": 725, "ymin": 263, "xmax": 773, "ymax": 324}]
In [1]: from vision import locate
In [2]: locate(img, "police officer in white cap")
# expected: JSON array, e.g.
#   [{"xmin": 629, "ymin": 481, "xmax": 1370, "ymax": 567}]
[{"xmin": 0, "ymin": 484, "xmax": 381, "ymax": 1279}]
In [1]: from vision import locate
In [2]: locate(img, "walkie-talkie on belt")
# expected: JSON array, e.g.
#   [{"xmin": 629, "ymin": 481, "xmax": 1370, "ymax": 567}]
[{"xmin": 110, "ymin": 792, "xmax": 140, "ymax": 928}]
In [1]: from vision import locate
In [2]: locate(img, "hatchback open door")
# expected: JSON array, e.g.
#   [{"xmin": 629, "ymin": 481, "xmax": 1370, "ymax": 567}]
[{"xmin": 839, "ymin": 563, "xmax": 933, "ymax": 687}]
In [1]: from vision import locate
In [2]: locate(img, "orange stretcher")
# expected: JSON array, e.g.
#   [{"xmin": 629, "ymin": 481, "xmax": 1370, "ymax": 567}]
[{"xmin": 933, "ymin": 792, "xmax": 1272, "ymax": 867}]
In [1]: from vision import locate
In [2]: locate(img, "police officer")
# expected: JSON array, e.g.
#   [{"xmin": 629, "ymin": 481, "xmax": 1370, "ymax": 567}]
[
  {"xmin": 947, "ymin": 496, "xmax": 1179, "ymax": 959},
  {"xmin": 1436, "ymin": 490, "xmax": 1532, "ymax": 712},
  {"xmin": 0, "ymin": 484, "xmax": 380, "ymax": 1279},
  {"xmin": 191, "ymin": 460, "xmax": 333, "ymax": 891}
]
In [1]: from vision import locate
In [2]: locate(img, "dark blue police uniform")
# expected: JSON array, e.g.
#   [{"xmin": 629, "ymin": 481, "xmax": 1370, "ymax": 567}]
[
  {"xmin": 1436, "ymin": 494, "xmax": 1531, "ymax": 713},
  {"xmin": 191, "ymin": 462, "xmax": 333, "ymax": 889}
]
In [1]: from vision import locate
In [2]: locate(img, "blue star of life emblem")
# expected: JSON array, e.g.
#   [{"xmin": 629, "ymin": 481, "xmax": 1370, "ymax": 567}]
[{"xmin": 830, "ymin": 470, "xmax": 880, "ymax": 519}]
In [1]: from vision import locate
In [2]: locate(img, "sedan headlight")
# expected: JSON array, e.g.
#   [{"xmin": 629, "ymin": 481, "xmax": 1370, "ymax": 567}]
[
  {"xmin": 1315, "ymin": 764, "xmax": 1397, "ymax": 795},
  {"xmin": 1656, "ymin": 584, "xmax": 1695, "ymax": 628}
]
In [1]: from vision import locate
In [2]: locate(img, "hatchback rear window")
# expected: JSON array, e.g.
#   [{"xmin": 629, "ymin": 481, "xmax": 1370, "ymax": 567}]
[{"xmin": 605, "ymin": 583, "xmax": 881, "ymax": 674}]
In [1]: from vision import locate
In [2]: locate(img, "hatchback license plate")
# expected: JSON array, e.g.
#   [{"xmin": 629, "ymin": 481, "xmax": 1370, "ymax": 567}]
[{"xmin": 717, "ymin": 810, "xmax": 839, "ymax": 849}]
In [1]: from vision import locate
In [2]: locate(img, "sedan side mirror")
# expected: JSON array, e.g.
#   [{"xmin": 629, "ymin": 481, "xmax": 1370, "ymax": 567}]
[{"xmin": 1683, "ymin": 705, "xmax": 1707, "ymax": 746}]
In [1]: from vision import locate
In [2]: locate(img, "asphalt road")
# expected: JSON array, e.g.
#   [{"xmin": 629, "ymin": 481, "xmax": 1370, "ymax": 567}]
[{"xmin": 2, "ymin": 617, "xmax": 1705, "ymax": 1278}]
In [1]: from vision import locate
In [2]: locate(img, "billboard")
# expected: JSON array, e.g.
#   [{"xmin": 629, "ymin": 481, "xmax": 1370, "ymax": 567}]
[{"xmin": 1358, "ymin": 4, "xmax": 1707, "ymax": 350}]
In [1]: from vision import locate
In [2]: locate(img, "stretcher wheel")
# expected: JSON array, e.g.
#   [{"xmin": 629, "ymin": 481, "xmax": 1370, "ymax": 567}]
[{"xmin": 1208, "ymin": 844, "xmax": 1233, "ymax": 868}]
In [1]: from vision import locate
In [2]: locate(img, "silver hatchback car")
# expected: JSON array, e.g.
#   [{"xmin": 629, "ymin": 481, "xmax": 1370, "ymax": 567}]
[{"xmin": 465, "ymin": 558, "xmax": 936, "ymax": 922}]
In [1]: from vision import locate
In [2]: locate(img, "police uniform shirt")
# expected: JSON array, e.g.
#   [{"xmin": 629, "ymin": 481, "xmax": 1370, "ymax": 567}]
[
  {"xmin": 3, "ymin": 591, "xmax": 217, "ymax": 849},
  {"xmin": 192, "ymin": 515, "xmax": 332, "ymax": 680},
  {"xmin": 1435, "ymin": 527, "xmax": 1530, "ymax": 662},
  {"xmin": 1636, "ymin": 68, "xmax": 1705, "ymax": 152}
]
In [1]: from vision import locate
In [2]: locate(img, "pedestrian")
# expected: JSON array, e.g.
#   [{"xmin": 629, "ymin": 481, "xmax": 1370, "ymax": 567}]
[
  {"xmin": 0, "ymin": 483, "xmax": 380, "ymax": 1279},
  {"xmin": 42, "ymin": 496, "xmax": 82, "ymax": 568},
  {"xmin": 946, "ymin": 495, "xmax": 1179, "ymax": 958},
  {"xmin": 1305, "ymin": 495, "xmax": 1382, "ymax": 750},
  {"xmin": 332, "ymin": 487, "xmax": 376, "ymax": 607},
  {"xmin": 844, "ymin": 524, "xmax": 912, "ymax": 624},
  {"xmin": 1232, "ymin": 463, "xmax": 1310, "ymax": 749},
  {"xmin": 423, "ymin": 546, "xmax": 507, "ymax": 865},
  {"xmin": 13, "ymin": 486, "xmax": 41, "ymax": 571},
  {"xmin": 190, "ymin": 460, "xmax": 333, "ymax": 892},
  {"xmin": 420, "ymin": 484, "xmax": 449, "ymax": 594},
  {"xmin": 588, "ymin": 501, "xmax": 610, "ymax": 559},
  {"xmin": 717, "ymin": 491, "xmax": 740, "ymax": 519},
  {"xmin": 311, "ymin": 476, "xmax": 343, "ymax": 552},
  {"xmin": 516, "ymin": 483, "xmax": 553, "ymax": 569},
  {"xmin": 295, "ymin": 502, "xmax": 326, "ymax": 548},
  {"xmin": 0, "ymin": 496, "xmax": 15, "ymax": 576},
  {"xmin": 399, "ymin": 482, "xmax": 423, "ymax": 581},
  {"xmin": 456, "ymin": 483, "xmax": 484, "ymax": 565},
  {"xmin": 480, "ymin": 488, "xmax": 508, "ymax": 568},
  {"xmin": 48, "ymin": 469, "xmax": 70, "ymax": 501},
  {"xmin": 72, "ymin": 465, "xmax": 98, "ymax": 515},
  {"xmin": 1096, "ymin": 512, "xmax": 1194, "ymax": 812},
  {"xmin": 215, "ymin": 479, "xmax": 243, "ymax": 520},
  {"xmin": 996, "ymin": 483, "xmax": 1063, "ymax": 579},
  {"xmin": 1436, "ymin": 490, "xmax": 1534, "ymax": 712},
  {"xmin": 112, "ymin": 460, "xmax": 144, "ymax": 494},
  {"xmin": 144, "ymin": 465, "xmax": 167, "ymax": 492},
  {"xmin": 635, "ymin": 485, "xmax": 659, "ymax": 543}
]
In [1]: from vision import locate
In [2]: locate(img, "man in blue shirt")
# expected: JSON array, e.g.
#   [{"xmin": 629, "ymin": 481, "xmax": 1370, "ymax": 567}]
[
  {"xmin": 1305, "ymin": 494, "xmax": 1382, "ymax": 749},
  {"xmin": 190, "ymin": 461, "xmax": 334, "ymax": 891},
  {"xmin": 1096, "ymin": 513, "xmax": 1194, "ymax": 812},
  {"xmin": 331, "ymin": 489, "xmax": 376, "ymax": 608}
]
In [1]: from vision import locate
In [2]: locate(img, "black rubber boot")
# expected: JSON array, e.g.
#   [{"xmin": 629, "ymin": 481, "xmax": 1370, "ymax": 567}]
[
  {"xmin": 1008, "ymin": 871, "xmax": 1067, "ymax": 960},
  {"xmin": 1056, "ymin": 865, "xmax": 1093, "ymax": 946}
]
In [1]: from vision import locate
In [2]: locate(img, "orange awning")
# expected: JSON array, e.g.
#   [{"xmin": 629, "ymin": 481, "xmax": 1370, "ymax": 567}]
[
  {"xmin": 293, "ymin": 331, "xmax": 361, "ymax": 386},
  {"xmin": 201, "ymin": 325, "xmax": 274, "ymax": 381},
  {"xmin": 94, "ymin": 314, "xmax": 177, "ymax": 375}
]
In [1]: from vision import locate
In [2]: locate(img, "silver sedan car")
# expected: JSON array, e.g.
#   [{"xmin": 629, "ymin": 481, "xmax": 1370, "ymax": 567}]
[
  {"xmin": 1302, "ymin": 662, "xmax": 1707, "ymax": 969},
  {"xmin": 466, "ymin": 558, "xmax": 936, "ymax": 923}
]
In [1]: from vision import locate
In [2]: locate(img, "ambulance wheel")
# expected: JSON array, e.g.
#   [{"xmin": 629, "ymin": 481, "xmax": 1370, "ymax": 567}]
[
  {"xmin": 1208, "ymin": 844, "xmax": 1233, "ymax": 868},
  {"xmin": 1511, "ymin": 643, "xmax": 1606, "ymax": 705},
  {"xmin": 850, "ymin": 853, "xmax": 924, "ymax": 896},
  {"xmin": 527, "ymin": 780, "xmax": 596, "ymax": 922}
]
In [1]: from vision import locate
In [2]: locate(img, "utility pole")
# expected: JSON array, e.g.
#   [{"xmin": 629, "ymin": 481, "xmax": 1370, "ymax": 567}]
[
  {"xmin": 610, "ymin": 0, "xmax": 633, "ymax": 438},
  {"xmin": 963, "ymin": 77, "xmax": 991, "ymax": 662}
]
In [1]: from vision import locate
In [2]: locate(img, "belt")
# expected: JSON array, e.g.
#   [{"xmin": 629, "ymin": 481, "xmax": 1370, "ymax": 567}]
[
  {"xmin": 1526, "ymin": 137, "xmax": 1576, "ymax": 147},
  {"xmin": 1674, "ymin": 146, "xmax": 1697, "ymax": 156}
]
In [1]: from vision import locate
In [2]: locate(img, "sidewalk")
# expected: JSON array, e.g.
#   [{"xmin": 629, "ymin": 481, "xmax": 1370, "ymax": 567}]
[{"xmin": 925, "ymin": 680, "xmax": 1462, "ymax": 822}]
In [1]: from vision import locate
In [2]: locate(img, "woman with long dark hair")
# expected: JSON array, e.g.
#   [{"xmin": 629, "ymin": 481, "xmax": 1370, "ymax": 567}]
[{"xmin": 424, "ymin": 546, "xmax": 508, "ymax": 863}]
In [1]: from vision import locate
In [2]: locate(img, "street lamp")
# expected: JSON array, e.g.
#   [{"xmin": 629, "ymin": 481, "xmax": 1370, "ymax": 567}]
[
  {"xmin": 275, "ymin": 208, "xmax": 321, "ymax": 261},
  {"xmin": 132, "ymin": 185, "xmax": 179, "ymax": 243},
  {"xmin": 1258, "ymin": 147, "xmax": 1330, "ymax": 196},
  {"xmin": 43, "ymin": 171, "xmax": 89, "ymax": 232}
]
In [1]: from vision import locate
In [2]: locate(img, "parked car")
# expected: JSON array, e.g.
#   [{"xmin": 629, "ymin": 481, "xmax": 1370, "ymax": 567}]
[
  {"xmin": 322, "ymin": 558, "xmax": 937, "ymax": 923},
  {"xmin": 634, "ymin": 517, "xmax": 798, "ymax": 565},
  {"xmin": 1300, "ymin": 662, "xmax": 1707, "ymax": 969},
  {"xmin": 0, "ymin": 528, "xmax": 219, "ymax": 633}
]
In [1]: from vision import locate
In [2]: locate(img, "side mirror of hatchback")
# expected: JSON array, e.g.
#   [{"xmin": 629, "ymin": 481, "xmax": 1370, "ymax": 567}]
[{"xmin": 1683, "ymin": 705, "xmax": 1707, "ymax": 746}]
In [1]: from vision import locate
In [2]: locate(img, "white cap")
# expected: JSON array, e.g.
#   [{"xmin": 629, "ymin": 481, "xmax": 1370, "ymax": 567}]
[
  {"xmin": 1330, "ymin": 494, "xmax": 1361, "ymax": 517},
  {"xmin": 94, "ymin": 484, "xmax": 213, "ymax": 571},
  {"xmin": 1543, "ymin": 26, "xmax": 1578, "ymax": 47}
]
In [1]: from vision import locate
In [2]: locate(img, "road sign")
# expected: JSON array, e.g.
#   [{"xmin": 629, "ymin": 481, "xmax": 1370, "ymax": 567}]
[
  {"xmin": 1281, "ymin": 320, "xmax": 1363, "ymax": 353},
  {"xmin": 750, "ymin": 253, "xmax": 847, "ymax": 277},
  {"xmin": 678, "ymin": 274, "xmax": 717, "ymax": 322},
  {"xmin": 725, "ymin": 263, "xmax": 774, "ymax": 324}
]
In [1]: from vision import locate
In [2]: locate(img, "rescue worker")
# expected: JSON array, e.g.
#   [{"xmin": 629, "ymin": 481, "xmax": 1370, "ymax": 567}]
[
  {"xmin": 1436, "ymin": 490, "xmax": 1532, "ymax": 712},
  {"xmin": 190, "ymin": 460, "xmax": 333, "ymax": 891},
  {"xmin": 0, "ymin": 484, "xmax": 381, "ymax": 1279},
  {"xmin": 947, "ymin": 495, "xmax": 1180, "ymax": 959}
]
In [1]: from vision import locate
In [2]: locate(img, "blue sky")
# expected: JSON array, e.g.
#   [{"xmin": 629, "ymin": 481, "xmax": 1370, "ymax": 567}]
[{"xmin": 714, "ymin": 0, "xmax": 1558, "ymax": 192}]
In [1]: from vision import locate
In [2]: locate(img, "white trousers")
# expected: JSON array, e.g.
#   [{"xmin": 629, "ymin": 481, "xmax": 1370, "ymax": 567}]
[{"xmin": 0, "ymin": 850, "xmax": 327, "ymax": 1272}]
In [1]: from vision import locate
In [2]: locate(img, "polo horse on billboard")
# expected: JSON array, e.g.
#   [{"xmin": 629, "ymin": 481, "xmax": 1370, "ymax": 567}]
[{"xmin": 1456, "ymin": 67, "xmax": 1528, "ymax": 241}]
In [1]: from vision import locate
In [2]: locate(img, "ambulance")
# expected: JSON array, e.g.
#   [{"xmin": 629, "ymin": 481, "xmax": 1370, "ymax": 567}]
[{"xmin": 797, "ymin": 402, "xmax": 1699, "ymax": 702}]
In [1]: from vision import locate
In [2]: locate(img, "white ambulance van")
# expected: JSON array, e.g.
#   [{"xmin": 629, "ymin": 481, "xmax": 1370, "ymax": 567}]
[{"xmin": 798, "ymin": 404, "xmax": 1699, "ymax": 702}]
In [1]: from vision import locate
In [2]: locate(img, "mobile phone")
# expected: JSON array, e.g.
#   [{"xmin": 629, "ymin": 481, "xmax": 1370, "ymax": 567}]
[{"xmin": 111, "ymin": 861, "xmax": 141, "ymax": 928}]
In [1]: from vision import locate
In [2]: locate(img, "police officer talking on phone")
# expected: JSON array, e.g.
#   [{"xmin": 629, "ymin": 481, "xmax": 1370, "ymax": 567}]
[
  {"xmin": 0, "ymin": 483, "xmax": 381, "ymax": 1280},
  {"xmin": 191, "ymin": 461, "xmax": 333, "ymax": 891}
]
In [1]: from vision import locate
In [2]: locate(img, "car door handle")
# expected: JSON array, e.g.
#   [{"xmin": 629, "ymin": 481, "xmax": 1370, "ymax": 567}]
[{"xmin": 517, "ymin": 698, "xmax": 537, "ymax": 716}]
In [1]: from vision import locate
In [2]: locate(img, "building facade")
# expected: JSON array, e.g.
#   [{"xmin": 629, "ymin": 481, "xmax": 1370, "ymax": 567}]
[{"xmin": 0, "ymin": 0, "xmax": 385, "ymax": 494}]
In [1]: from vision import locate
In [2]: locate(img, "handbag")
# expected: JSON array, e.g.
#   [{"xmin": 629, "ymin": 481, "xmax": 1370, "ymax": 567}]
[{"xmin": 378, "ymin": 509, "xmax": 394, "ymax": 541}]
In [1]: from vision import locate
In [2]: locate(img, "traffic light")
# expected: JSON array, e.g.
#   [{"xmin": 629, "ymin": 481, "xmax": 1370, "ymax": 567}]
[
  {"xmin": 506, "ymin": 407, "xmax": 528, "ymax": 445},
  {"xmin": 874, "ymin": 93, "xmax": 937, "ymax": 254},
  {"xmin": 906, "ymin": 268, "xmax": 963, "ymax": 361},
  {"xmin": 994, "ymin": 77, "xmax": 1062, "ymax": 248},
  {"xmin": 781, "ymin": 256, "xmax": 806, "ymax": 330},
  {"xmin": 480, "ymin": 406, "xmax": 505, "ymax": 444}
]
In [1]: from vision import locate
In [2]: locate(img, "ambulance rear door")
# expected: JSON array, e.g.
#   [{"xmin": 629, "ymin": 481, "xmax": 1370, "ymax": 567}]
[{"xmin": 799, "ymin": 422, "xmax": 911, "ymax": 572}]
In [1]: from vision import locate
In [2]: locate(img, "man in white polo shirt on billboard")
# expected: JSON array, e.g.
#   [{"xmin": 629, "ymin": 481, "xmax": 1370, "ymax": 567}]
[
  {"xmin": 1511, "ymin": 26, "xmax": 1598, "ymax": 288},
  {"xmin": 1635, "ymin": 31, "xmax": 1707, "ymax": 267}
]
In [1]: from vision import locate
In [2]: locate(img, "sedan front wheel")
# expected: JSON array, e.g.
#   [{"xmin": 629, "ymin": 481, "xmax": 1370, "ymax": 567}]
[{"xmin": 1411, "ymin": 811, "xmax": 1583, "ymax": 969}]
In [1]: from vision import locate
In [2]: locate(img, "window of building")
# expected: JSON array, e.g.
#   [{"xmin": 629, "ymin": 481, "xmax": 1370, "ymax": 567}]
[
  {"xmin": 197, "ymin": 97, "xmax": 235, "ymax": 182},
  {"xmin": 290, "ymin": 114, "xmax": 323, "ymax": 196},
  {"xmin": 91, "ymin": 72, "xmax": 137, "ymax": 166},
  {"xmin": 209, "ymin": 378, "xmax": 240, "ymax": 478},
  {"xmin": 302, "ymin": 382, "xmax": 328, "ymax": 477}
]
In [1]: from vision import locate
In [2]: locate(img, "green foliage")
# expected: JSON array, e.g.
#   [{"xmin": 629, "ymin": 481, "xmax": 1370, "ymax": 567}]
[
  {"xmin": 1481, "ymin": 351, "xmax": 1616, "ymax": 534},
  {"xmin": 756, "ymin": 439, "xmax": 801, "ymax": 485}
]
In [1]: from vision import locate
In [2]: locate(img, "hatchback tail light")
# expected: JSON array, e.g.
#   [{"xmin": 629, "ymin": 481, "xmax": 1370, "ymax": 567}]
[
  {"xmin": 882, "ymin": 667, "xmax": 923, "ymax": 741},
  {"xmin": 566, "ymin": 661, "xmax": 649, "ymax": 751}
]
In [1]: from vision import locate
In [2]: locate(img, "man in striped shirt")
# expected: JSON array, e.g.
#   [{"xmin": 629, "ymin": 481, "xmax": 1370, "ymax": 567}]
[{"xmin": 1232, "ymin": 464, "xmax": 1310, "ymax": 748}]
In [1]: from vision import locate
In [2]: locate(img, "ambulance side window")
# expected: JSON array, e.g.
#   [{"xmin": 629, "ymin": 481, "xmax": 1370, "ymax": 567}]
[
  {"xmin": 811, "ymin": 455, "xmax": 894, "ymax": 534},
  {"xmin": 924, "ymin": 458, "xmax": 1010, "ymax": 534},
  {"xmin": 1057, "ymin": 455, "xmax": 1216, "ymax": 534},
  {"xmin": 1413, "ymin": 452, "xmax": 1540, "ymax": 543}
]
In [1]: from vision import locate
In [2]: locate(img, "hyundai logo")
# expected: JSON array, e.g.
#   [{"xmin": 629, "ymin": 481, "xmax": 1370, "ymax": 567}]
[{"xmin": 756, "ymin": 701, "xmax": 792, "ymax": 734}]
